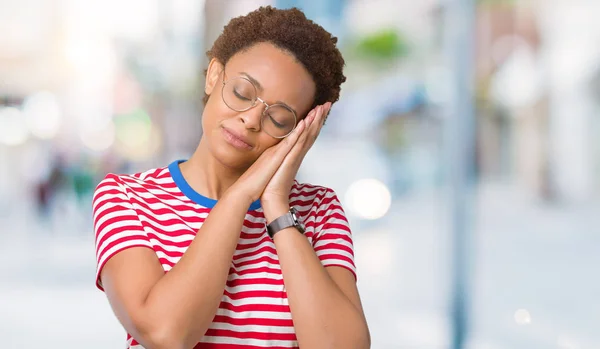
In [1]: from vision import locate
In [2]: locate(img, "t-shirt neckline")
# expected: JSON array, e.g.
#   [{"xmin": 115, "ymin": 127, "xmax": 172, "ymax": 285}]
[{"xmin": 168, "ymin": 160, "xmax": 262, "ymax": 211}]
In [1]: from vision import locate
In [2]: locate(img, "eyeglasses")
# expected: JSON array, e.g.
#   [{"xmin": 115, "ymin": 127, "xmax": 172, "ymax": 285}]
[{"xmin": 221, "ymin": 69, "xmax": 297, "ymax": 138}]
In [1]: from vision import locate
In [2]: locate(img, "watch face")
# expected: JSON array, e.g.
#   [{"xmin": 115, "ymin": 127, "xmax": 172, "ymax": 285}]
[{"xmin": 290, "ymin": 207, "xmax": 305, "ymax": 233}]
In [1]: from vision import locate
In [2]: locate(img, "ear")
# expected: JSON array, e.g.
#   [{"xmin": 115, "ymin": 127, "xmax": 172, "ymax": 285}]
[{"xmin": 205, "ymin": 58, "xmax": 224, "ymax": 96}]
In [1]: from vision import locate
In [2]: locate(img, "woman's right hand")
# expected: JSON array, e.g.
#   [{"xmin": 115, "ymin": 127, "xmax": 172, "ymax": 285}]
[{"xmin": 229, "ymin": 118, "xmax": 308, "ymax": 205}]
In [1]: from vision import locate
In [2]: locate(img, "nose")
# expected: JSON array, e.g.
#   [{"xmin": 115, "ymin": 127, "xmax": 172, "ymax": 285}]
[{"xmin": 239, "ymin": 101, "xmax": 265, "ymax": 132}]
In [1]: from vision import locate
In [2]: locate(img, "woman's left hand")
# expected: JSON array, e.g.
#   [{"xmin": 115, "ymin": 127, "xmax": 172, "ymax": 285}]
[{"xmin": 260, "ymin": 102, "xmax": 331, "ymax": 222}]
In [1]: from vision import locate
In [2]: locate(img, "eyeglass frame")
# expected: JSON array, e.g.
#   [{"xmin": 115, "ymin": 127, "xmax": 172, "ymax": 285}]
[{"xmin": 221, "ymin": 68, "xmax": 298, "ymax": 139}]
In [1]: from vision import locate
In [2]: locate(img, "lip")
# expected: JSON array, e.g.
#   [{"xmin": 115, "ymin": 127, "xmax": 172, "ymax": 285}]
[{"xmin": 221, "ymin": 127, "xmax": 254, "ymax": 150}]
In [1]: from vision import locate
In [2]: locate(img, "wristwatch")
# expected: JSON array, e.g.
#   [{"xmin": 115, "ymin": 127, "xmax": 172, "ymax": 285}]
[{"xmin": 266, "ymin": 207, "xmax": 305, "ymax": 238}]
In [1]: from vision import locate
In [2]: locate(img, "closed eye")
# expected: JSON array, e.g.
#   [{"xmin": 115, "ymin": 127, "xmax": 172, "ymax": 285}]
[
  {"xmin": 269, "ymin": 115, "xmax": 286, "ymax": 128},
  {"xmin": 233, "ymin": 89, "xmax": 252, "ymax": 101}
]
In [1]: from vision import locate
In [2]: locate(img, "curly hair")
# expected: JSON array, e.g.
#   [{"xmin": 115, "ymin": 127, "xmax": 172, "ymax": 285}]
[{"xmin": 204, "ymin": 6, "xmax": 346, "ymax": 110}]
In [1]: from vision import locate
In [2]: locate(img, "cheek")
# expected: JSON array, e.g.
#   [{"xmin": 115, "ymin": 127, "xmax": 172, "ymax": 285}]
[
  {"xmin": 254, "ymin": 136, "xmax": 281, "ymax": 156},
  {"xmin": 202, "ymin": 96, "xmax": 230, "ymax": 128}
]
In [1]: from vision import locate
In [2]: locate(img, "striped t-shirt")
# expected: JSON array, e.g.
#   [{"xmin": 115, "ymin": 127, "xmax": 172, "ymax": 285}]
[{"xmin": 93, "ymin": 160, "xmax": 356, "ymax": 348}]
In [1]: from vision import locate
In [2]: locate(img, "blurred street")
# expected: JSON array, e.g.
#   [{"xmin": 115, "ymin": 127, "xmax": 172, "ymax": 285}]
[
  {"xmin": 2, "ymin": 182, "xmax": 598, "ymax": 349},
  {"xmin": 2, "ymin": 0, "xmax": 600, "ymax": 348}
]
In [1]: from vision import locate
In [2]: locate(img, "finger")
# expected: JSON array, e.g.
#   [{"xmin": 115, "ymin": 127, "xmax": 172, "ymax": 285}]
[
  {"xmin": 288, "ymin": 110, "xmax": 323, "ymax": 160},
  {"xmin": 250, "ymin": 120, "xmax": 306, "ymax": 179},
  {"xmin": 306, "ymin": 103, "xmax": 330, "ymax": 141},
  {"xmin": 295, "ymin": 111, "xmax": 316, "ymax": 146},
  {"xmin": 271, "ymin": 118, "xmax": 307, "ymax": 160},
  {"xmin": 255, "ymin": 119, "xmax": 305, "ymax": 163},
  {"xmin": 316, "ymin": 102, "xmax": 331, "ymax": 126}
]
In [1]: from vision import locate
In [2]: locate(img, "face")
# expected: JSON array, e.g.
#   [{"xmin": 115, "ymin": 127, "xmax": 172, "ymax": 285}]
[{"xmin": 202, "ymin": 42, "xmax": 316, "ymax": 170}]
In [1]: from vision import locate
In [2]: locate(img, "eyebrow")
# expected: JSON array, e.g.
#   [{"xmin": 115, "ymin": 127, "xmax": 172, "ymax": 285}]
[
  {"xmin": 239, "ymin": 71, "xmax": 298, "ymax": 116},
  {"xmin": 240, "ymin": 72, "xmax": 262, "ymax": 90}
]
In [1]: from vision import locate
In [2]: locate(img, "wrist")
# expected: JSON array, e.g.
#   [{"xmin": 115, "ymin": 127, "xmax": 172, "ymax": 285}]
[
  {"xmin": 262, "ymin": 202, "xmax": 291, "ymax": 224},
  {"xmin": 224, "ymin": 184, "xmax": 255, "ymax": 209}
]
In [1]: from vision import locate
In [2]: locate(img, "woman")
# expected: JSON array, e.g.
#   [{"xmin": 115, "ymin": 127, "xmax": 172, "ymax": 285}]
[{"xmin": 93, "ymin": 6, "xmax": 370, "ymax": 349}]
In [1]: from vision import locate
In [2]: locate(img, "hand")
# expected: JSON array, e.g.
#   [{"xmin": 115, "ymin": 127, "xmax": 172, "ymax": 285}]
[
  {"xmin": 229, "ymin": 114, "xmax": 309, "ymax": 206},
  {"xmin": 261, "ymin": 102, "xmax": 331, "ymax": 221}
]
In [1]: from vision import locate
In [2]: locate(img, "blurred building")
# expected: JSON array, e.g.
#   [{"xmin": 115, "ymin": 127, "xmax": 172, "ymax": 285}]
[{"xmin": 1, "ymin": 1, "xmax": 600, "ymax": 348}]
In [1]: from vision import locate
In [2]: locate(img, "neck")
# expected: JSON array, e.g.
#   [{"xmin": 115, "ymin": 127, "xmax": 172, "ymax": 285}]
[{"xmin": 179, "ymin": 136, "xmax": 245, "ymax": 201}]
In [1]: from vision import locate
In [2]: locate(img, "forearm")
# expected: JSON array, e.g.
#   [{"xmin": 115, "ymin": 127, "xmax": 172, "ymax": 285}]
[
  {"xmin": 273, "ymin": 227, "xmax": 370, "ymax": 349},
  {"xmin": 141, "ymin": 189, "xmax": 251, "ymax": 347}
]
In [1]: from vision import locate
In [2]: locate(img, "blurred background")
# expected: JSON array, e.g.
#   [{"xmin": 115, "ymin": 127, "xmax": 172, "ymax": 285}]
[{"xmin": 1, "ymin": 0, "xmax": 599, "ymax": 348}]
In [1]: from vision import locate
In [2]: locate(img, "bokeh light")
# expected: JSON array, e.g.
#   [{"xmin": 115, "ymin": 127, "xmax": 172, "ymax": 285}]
[
  {"xmin": 345, "ymin": 178, "xmax": 392, "ymax": 220},
  {"xmin": 0, "ymin": 107, "xmax": 29, "ymax": 146},
  {"xmin": 113, "ymin": 108, "xmax": 161, "ymax": 160},
  {"xmin": 80, "ymin": 118, "xmax": 116, "ymax": 152},
  {"xmin": 23, "ymin": 91, "xmax": 62, "ymax": 139},
  {"xmin": 513, "ymin": 309, "xmax": 532, "ymax": 325}
]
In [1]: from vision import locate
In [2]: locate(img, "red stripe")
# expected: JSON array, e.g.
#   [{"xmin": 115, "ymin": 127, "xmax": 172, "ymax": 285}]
[
  {"xmin": 195, "ymin": 342, "xmax": 296, "ymax": 349},
  {"xmin": 232, "ymin": 255, "xmax": 280, "ymax": 269},
  {"xmin": 97, "ymin": 234, "xmax": 149, "ymax": 256},
  {"xmin": 212, "ymin": 315, "xmax": 293, "ymax": 328},
  {"xmin": 228, "ymin": 266, "xmax": 282, "ymax": 276},
  {"xmin": 234, "ymin": 245, "xmax": 276, "ymax": 261},
  {"xmin": 223, "ymin": 288, "xmax": 287, "ymax": 300},
  {"xmin": 314, "ymin": 242, "xmax": 354, "ymax": 256},
  {"xmin": 234, "ymin": 239, "xmax": 274, "ymax": 258},
  {"xmin": 204, "ymin": 328, "xmax": 297, "ymax": 341},
  {"xmin": 217, "ymin": 301, "xmax": 290, "ymax": 313},
  {"xmin": 226, "ymin": 277, "xmax": 283, "ymax": 287},
  {"xmin": 318, "ymin": 253, "xmax": 354, "ymax": 267}
]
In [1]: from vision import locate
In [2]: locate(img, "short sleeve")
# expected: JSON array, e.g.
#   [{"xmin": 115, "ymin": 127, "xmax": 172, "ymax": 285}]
[
  {"xmin": 312, "ymin": 189, "xmax": 357, "ymax": 281},
  {"xmin": 93, "ymin": 174, "xmax": 152, "ymax": 291}
]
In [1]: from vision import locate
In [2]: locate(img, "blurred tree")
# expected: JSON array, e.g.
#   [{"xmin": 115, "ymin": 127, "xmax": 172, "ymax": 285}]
[{"xmin": 354, "ymin": 29, "xmax": 409, "ymax": 61}]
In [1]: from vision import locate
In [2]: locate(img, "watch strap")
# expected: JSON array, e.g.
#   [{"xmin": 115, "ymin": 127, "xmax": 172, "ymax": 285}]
[
  {"xmin": 266, "ymin": 208, "xmax": 304, "ymax": 238},
  {"xmin": 267, "ymin": 213, "xmax": 295, "ymax": 238}
]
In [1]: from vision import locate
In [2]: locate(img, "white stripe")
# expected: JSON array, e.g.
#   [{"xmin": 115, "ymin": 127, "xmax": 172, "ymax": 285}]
[
  {"xmin": 233, "ymin": 239, "xmax": 273, "ymax": 257},
  {"xmin": 221, "ymin": 294, "xmax": 288, "ymax": 306},
  {"xmin": 232, "ymin": 259, "xmax": 282, "ymax": 272},
  {"xmin": 315, "ymin": 246, "xmax": 354, "ymax": 261},
  {"xmin": 145, "ymin": 228, "xmax": 197, "ymax": 244},
  {"xmin": 96, "ymin": 219, "xmax": 146, "ymax": 252},
  {"xmin": 208, "ymin": 321, "xmax": 295, "ymax": 334},
  {"xmin": 215, "ymin": 307, "xmax": 292, "ymax": 319},
  {"xmin": 155, "ymin": 250, "xmax": 183, "ymax": 264},
  {"xmin": 233, "ymin": 250, "xmax": 279, "ymax": 265},
  {"xmin": 235, "ymin": 234, "xmax": 269, "ymax": 247},
  {"xmin": 224, "ymin": 282, "xmax": 284, "ymax": 294},
  {"xmin": 129, "ymin": 198, "xmax": 208, "ymax": 219},
  {"xmin": 242, "ymin": 213, "xmax": 267, "ymax": 225},
  {"xmin": 128, "ymin": 190, "xmax": 199, "ymax": 212},
  {"xmin": 148, "ymin": 238, "xmax": 193, "ymax": 253},
  {"xmin": 96, "ymin": 228, "xmax": 149, "ymax": 256},
  {"xmin": 136, "ymin": 215, "xmax": 197, "ymax": 233},
  {"xmin": 321, "ymin": 259, "xmax": 356, "ymax": 273},
  {"xmin": 98, "ymin": 239, "xmax": 152, "ymax": 270},
  {"xmin": 137, "ymin": 168, "xmax": 159, "ymax": 180},
  {"xmin": 93, "ymin": 188, "xmax": 129, "ymax": 212},
  {"xmin": 227, "ymin": 270, "xmax": 284, "ymax": 281},
  {"xmin": 239, "ymin": 225, "xmax": 268, "ymax": 235},
  {"xmin": 314, "ymin": 236, "xmax": 353, "ymax": 250},
  {"xmin": 200, "ymin": 335, "xmax": 297, "ymax": 347},
  {"xmin": 94, "ymin": 202, "xmax": 138, "ymax": 234}
]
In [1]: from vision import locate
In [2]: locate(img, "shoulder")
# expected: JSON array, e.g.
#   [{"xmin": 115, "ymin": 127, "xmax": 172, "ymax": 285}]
[
  {"xmin": 93, "ymin": 166, "xmax": 171, "ymax": 205},
  {"xmin": 290, "ymin": 180, "xmax": 344, "ymax": 212}
]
